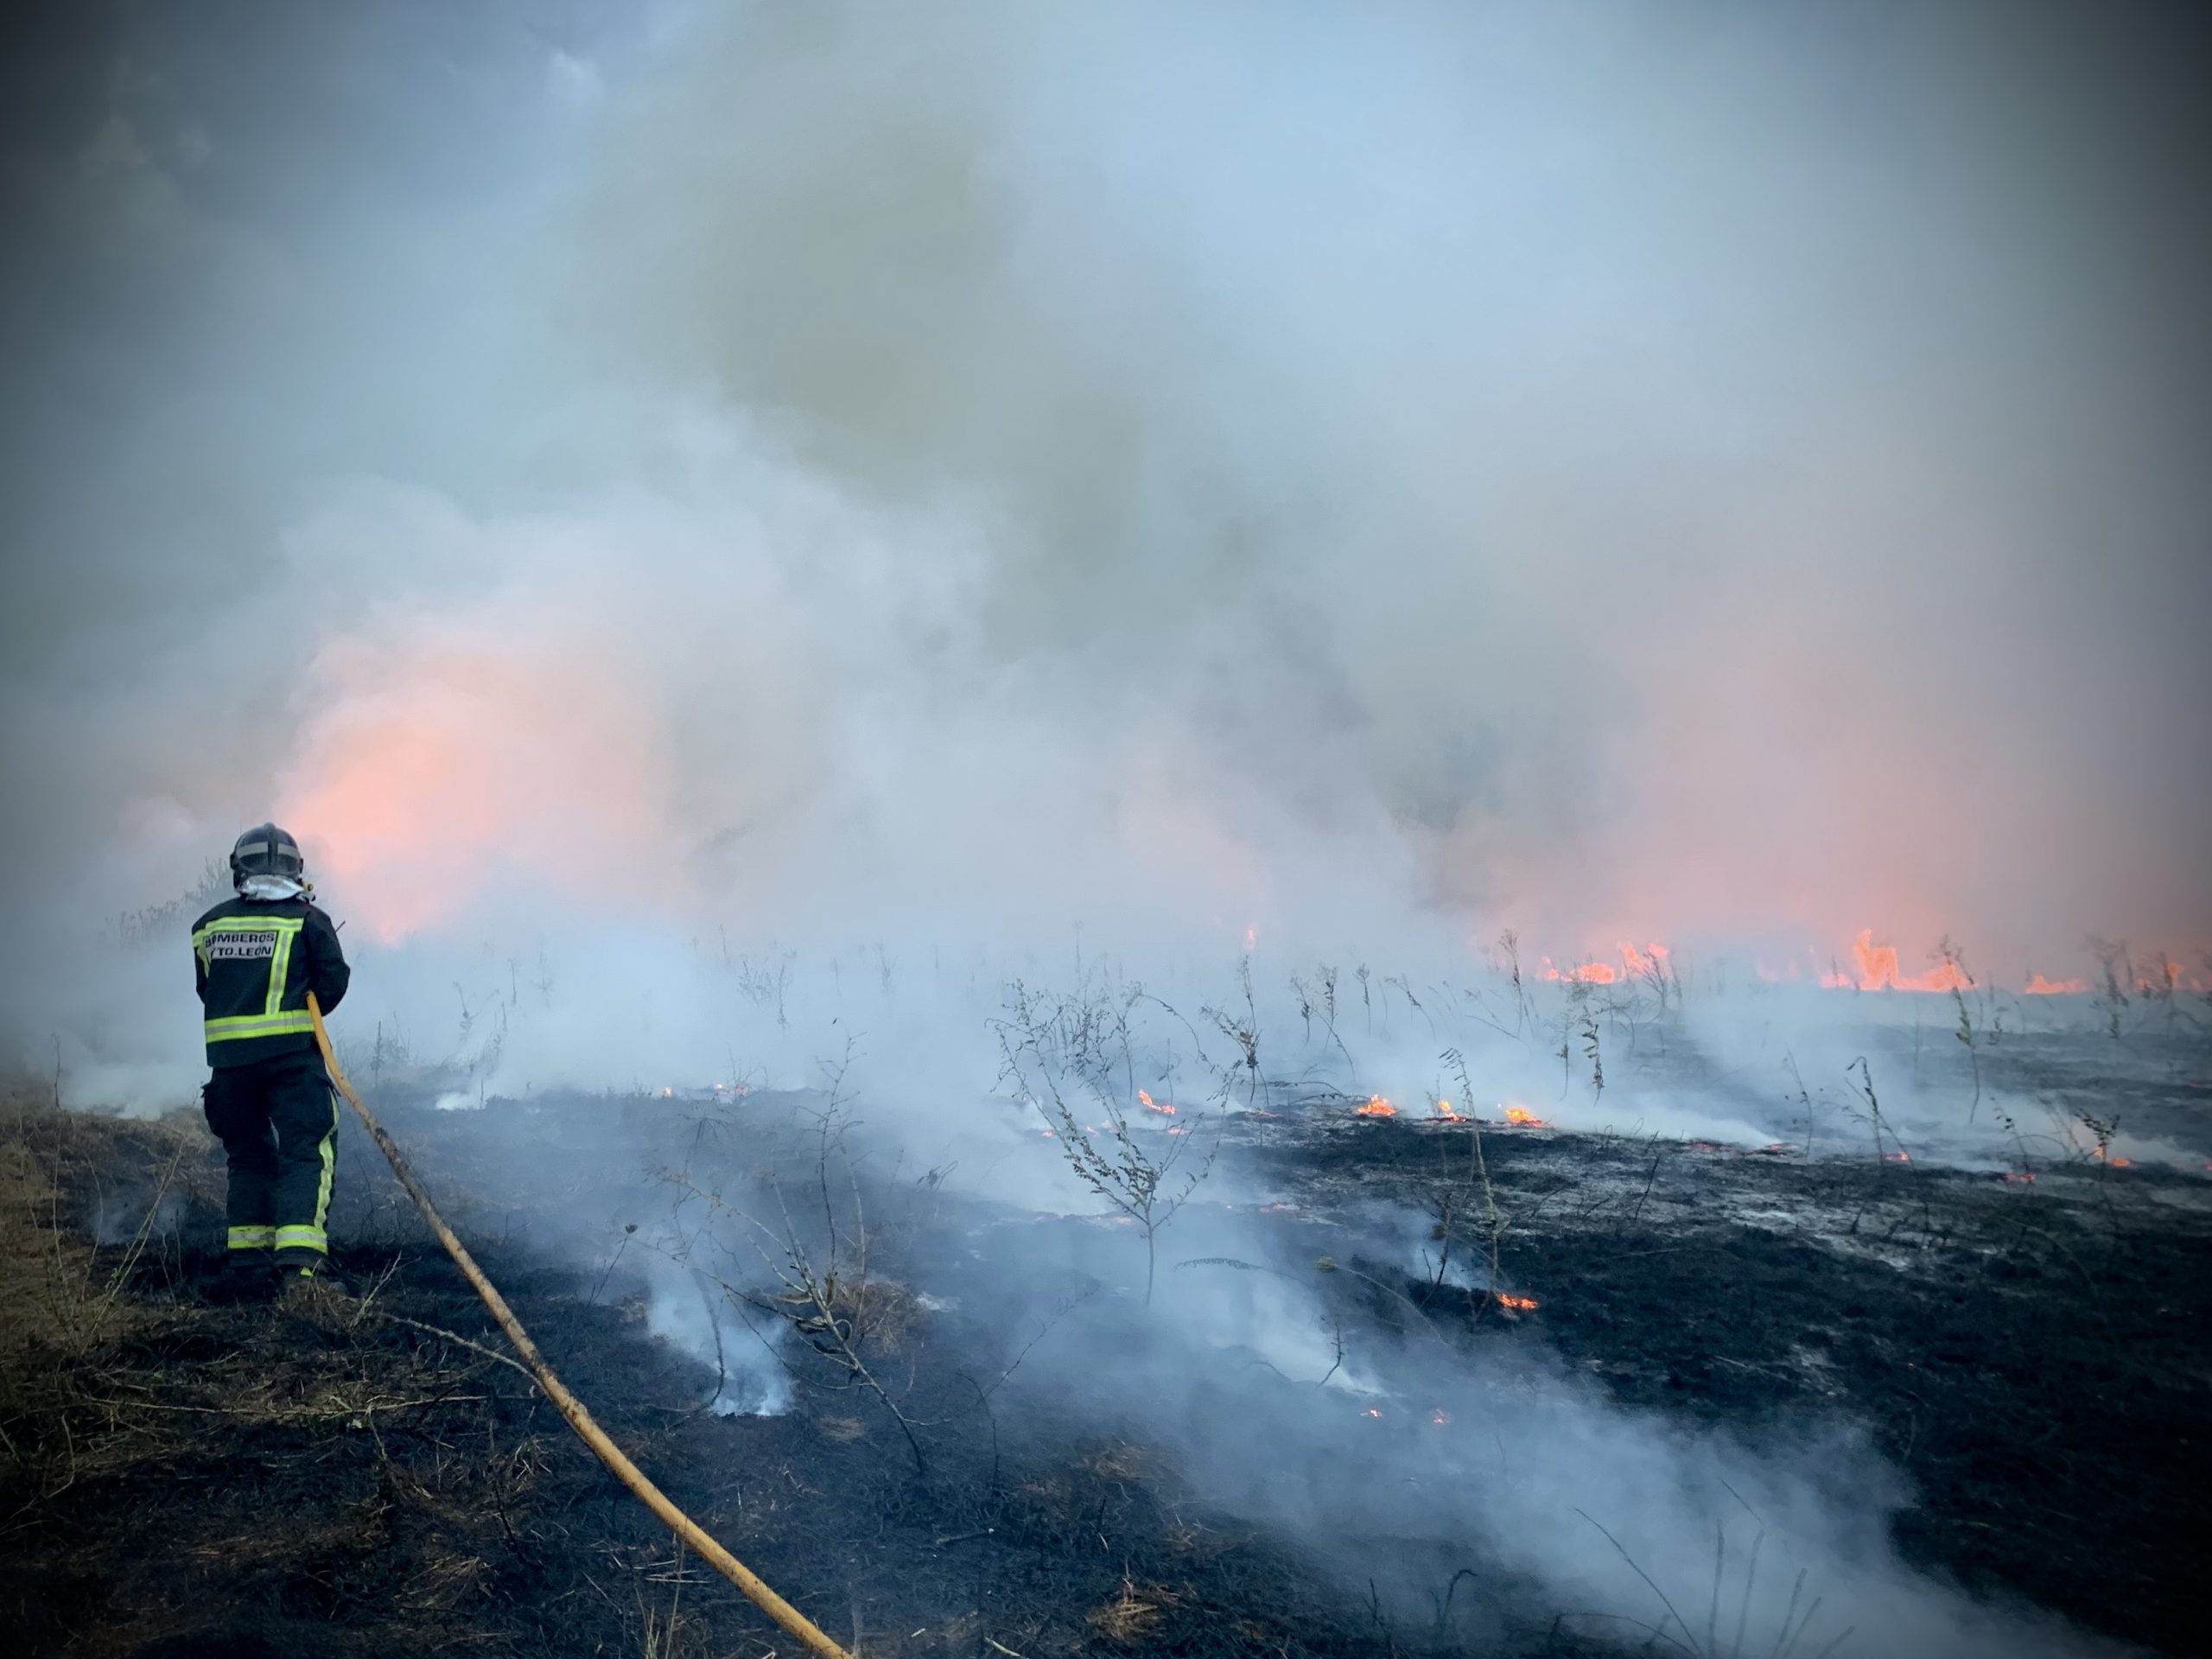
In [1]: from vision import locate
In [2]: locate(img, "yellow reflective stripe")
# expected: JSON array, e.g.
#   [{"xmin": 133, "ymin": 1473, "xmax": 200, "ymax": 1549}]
[
  {"xmin": 273, "ymin": 1224, "xmax": 327, "ymax": 1254},
  {"xmin": 190, "ymin": 917, "xmax": 303, "ymax": 1022},
  {"xmin": 227, "ymin": 1225, "xmax": 276, "ymax": 1249},
  {"xmin": 311, "ymin": 1091, "xmax": 339, "ymax": 1233},
  {"xmin": 264, "ymin": 924, "xmax": 297, "ymax": 1016},
  {"xmin": 205, "ymin": 1011, "xmax": 316, "ymax": 1041}
]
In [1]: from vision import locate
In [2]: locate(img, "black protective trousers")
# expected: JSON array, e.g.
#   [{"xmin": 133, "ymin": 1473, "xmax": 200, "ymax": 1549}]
[{"xmin": 200, "ymin": 1051, "xmax": 341, "ymax": 1275}]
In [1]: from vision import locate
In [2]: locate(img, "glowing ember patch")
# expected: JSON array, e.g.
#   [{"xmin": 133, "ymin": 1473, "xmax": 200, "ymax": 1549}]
[
  {"xmin": 1362, "ymin": 1408, "xmax": 1383, "ymax": 1419},
  {"xmin": 1503, "ymin": 1104, "xmax": 1544, "ymax": 1127},
  {"xmin": 1137, "ymin": 1090, "xmax": 1177, "ymax": 1116},
  {"xmin": 1493, "ymin": 1293, "xmax": 1539, "ymax": 1311},
  {"xmin": 2002, "ymin": 1172, "xmax": 2036, "ymax": 1184},
  {"xmin": 1356, "ymin": 1096, "xmax": 1398, "ymax": 1117},
  {"xmin": 1883, "ymin": 1150, "xmax": 1910, "ymax": 1163},
  {"xmin": 1430, "ymin": 1408, "xmax": 1452, "ymax": 1427}
]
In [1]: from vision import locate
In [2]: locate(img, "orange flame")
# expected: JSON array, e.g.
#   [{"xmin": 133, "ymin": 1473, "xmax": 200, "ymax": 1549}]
[
  {"xmin": 1831, "ymin": 931, "xmax": 1972, "ymax": 993},
  {"xmin": 2024, "ymin": 974, "xmax": 2090, "ymax": 995},
  {"xmin": 1357, "ymin": 1095, "xmax": 1398, "ymax": 1117},
  {"xmin": 1538, "ymin": 942, "xmax": 1672, "ymax": 985},
  {"xmin": 1503, "ymin": 1104, "xmax": 1544, "ymax": 1127},
  {"xmin": 1493, "ymin": 1293, "xmax": 1539, "ymax": 1311},
  {"xmin": 1541, "ymin": 957, "xmax": 1618, "ymax": 984},
  {"xmin": 1137, "ymin": 1090, "xmax": 1177, "ymax": 1116}
]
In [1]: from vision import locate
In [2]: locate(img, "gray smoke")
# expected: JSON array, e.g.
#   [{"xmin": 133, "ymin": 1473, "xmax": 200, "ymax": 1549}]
[
  {"xmin": 2, "ymin": 5, "xmax": 2201, "ymax": 1650},
  {"xmin": 4, "ymin": 0, "xmax": 2208, "ymax": 1046}
]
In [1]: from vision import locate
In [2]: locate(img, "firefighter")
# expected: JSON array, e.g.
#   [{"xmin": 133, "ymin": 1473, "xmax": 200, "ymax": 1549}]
[{"xmin": 192, "ymin": 823, "xmax": 351, "ymax": 1296}]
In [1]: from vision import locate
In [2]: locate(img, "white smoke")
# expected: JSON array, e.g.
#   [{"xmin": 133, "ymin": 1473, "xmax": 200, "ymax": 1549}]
[{"xmin": 2, "ymin": 5, "xmax": 2200, "ymax": 1650}]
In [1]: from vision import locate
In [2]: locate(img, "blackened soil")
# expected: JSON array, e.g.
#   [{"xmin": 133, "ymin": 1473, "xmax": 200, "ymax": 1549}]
[
  {"xmin": 1257, "ymin": 1116, "xmax": 2212, "ymax": 1658},
  {"xmin": 8, "ymin": 1090, "xmax": 2209, "ymax": 1657},
  {"xmin": 0, "ymin": 1106, "xmax": 1624, "ymax": 1659}
]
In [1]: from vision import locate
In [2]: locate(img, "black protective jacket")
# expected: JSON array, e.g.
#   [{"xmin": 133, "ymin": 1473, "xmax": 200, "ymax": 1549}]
[{"xmin": 190, "ymin": 894, "xmax": 351, "ymax": 1069}]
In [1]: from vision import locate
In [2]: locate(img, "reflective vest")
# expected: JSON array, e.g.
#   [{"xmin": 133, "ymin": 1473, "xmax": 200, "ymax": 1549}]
[{"xmin": 190, "ymin": 897, "xmax": 350, "ymax": 1067}]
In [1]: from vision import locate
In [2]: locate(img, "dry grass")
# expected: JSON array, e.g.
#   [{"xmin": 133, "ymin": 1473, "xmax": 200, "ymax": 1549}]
[
  {"xmin": 1085, "ymin": 1573, "xmax": 1182, "ymax": 1642},
  {"xmin": 0, "ymin": 1093, "xmax": 217, "ymax": 1358},
  {"xmin": 1083, "ymin": 1441, "xmax": 1147, "ymax": 1482}
]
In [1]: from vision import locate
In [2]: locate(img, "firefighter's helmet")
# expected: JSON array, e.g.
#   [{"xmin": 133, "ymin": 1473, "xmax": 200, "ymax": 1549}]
[{"xmin": 229, "ymin": 823, "xmax": 306, "ymax": 887}]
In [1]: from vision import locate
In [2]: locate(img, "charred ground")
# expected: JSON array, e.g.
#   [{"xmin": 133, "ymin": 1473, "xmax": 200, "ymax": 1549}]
[{"xmin": 2, "ymin": 1029, "xmax": 2207, "ymax": 1658}]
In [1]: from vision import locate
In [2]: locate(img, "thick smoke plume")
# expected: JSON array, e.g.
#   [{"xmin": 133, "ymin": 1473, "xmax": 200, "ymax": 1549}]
[
  {"xmin": 2, "ymin": 4, "xmax": 2204, "ymax": 1652},
  {"xmin": 4, "ymin": 0, "xmax": 2208, "ymax": 1058}
]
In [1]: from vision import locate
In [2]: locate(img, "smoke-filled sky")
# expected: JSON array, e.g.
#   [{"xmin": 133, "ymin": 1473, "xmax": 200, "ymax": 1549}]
[{"xmin": 3, "ymin": 0, "xmax": 2209, "ymax": 1058}]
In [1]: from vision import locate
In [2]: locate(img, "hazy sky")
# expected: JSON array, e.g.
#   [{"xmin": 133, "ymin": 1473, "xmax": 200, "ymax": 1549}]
[{"xmin": 3, "ymin": 0, "xmax": 2208, "ymax": 1024}]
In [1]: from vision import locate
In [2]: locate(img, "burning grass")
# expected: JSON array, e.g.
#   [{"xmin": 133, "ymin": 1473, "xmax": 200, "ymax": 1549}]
[{"xmin": 5, "ymin": 1005, "xmax": 2209, "ymax": 1659}]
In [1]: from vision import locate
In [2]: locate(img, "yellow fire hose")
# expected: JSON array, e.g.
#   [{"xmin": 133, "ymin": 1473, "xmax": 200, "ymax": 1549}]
[{"xmin": 307, "ymin": 994, "xmax": 853, "ymax": 1659}]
